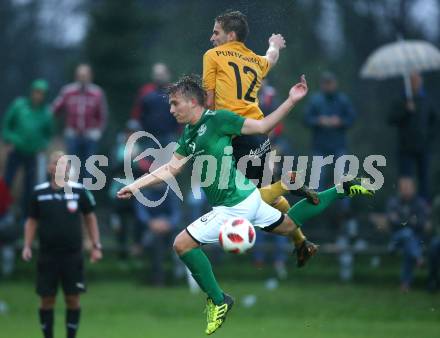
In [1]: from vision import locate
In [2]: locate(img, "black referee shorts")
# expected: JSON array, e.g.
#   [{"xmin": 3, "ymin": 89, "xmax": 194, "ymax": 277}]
[
  {"xmin": 36, "ymin": 252, "xmax": 86, "ymax": 297},
  {"xmin": 232, "ymin": 134, "xmax": 272, "ymax": 188}
]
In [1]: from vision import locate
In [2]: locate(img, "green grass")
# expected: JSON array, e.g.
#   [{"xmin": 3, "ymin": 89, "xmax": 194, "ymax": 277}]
[{"xmin": 1, "ymin": 261, "xmax": 439, "ymax": 338}]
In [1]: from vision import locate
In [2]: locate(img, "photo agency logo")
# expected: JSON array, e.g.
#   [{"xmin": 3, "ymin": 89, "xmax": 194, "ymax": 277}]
[
  {"xmin": 55, "ymin": 134, "xmax": 387, "ymax": 206},
  {"xmin": 54, "ymin": 131, "xmax": 187, "ymax": 206},
  {"xmin": 191, "ymin": 150, "xmax": 386, "ymax": 194},
  {"xmin": 114, "ymin": 131, "xmax": 186, "ymax": 207}
]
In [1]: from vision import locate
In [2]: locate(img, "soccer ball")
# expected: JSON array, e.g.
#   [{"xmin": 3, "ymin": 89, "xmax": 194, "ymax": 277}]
[{"xmin": 219, "ymin": 217, "xmax": 256, "ymax": 254}]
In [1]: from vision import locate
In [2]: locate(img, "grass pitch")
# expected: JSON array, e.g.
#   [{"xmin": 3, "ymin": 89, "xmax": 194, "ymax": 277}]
[{"xmin": 1, "ymin": 255, "xmax": 439, "ymax": 338}]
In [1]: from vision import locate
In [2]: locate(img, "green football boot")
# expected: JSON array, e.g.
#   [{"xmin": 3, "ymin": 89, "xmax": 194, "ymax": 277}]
[
  {"xmin": 205, "ymin": 293, "xmax": 234, "ymax": 335},
  {"xmin": 343, "ymin": 178, "xmax": 375, "ymax": 197}
]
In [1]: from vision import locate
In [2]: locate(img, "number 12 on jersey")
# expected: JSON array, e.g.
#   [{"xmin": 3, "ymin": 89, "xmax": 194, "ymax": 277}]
[{"xmin": 228, "ymin": 61, "xmax": 258, "ymax": 103}]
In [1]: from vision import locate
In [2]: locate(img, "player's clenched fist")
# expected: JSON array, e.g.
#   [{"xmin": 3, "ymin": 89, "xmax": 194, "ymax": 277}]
[{"xmin": 268, "ymin": 33, "xmax": 286, "ymax": 49}]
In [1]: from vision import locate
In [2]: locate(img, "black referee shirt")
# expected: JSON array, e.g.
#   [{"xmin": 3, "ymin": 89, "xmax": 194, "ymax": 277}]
[{"xmin": 29, "ymin": 181, "xmax": 96, "ymax": 254}]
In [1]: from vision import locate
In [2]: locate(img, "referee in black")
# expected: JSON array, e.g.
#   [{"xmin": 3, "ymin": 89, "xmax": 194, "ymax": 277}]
[{"xmin": 22, "ymin": 151, "xmax": 102, "ymax": 338}]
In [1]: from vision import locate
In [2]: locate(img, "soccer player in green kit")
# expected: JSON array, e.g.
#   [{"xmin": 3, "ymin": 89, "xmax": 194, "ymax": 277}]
[{"xmin": 117, "ymin": 75, "xmax": 373, "ymax": 335}]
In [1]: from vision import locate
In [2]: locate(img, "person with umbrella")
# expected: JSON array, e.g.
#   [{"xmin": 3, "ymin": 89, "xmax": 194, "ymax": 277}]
[
  {"xmin": 361, "ymin": 39, "xmax": 440, "ymax": 201},
  {"xmin": 387, "ymin": 72, "xmax": 437, "ymax": 201}
]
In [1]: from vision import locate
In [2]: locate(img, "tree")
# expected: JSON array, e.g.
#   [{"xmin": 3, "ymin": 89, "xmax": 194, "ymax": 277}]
[
  {"xmin": 84, "ymin": 0, "xmax": 154, "ymax": 127},
  {"xmin": 0, "ymin": 0, "xmax": 42, "ymax": 113}
]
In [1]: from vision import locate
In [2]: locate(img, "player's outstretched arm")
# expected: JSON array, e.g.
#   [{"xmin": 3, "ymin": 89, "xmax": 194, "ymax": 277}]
[
  {"xmin": 265, "ymin": 34, "xmax": 286, "ymax": 67},
  {"xmin": 117, "ymin": 153, "xmax": 189, "ymax": 199},
  {"xmin": 241, "ymin": 75, "xmax": 308, "ymax": 135}
]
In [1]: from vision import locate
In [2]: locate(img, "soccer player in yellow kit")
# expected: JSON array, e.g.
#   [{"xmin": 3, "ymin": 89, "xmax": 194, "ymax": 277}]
[{"xmin": 203, "ymin": 10, "xmax": 318, "ymax": 267}]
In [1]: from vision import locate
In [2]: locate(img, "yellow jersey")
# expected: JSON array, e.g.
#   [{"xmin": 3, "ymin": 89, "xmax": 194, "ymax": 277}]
[{"xmin": 203, "ymin": 41, "xmax": 271, "ymax": 120}]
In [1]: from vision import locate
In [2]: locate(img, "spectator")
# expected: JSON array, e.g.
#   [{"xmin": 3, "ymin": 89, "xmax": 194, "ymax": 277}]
[
  {"xmin": 0, "ymin": 177, "xmax": 16, "ymax": 277},
  {"xmin": 135, "ymin": 184, "xmax": 181, "ymax": 286},
  {"xmin": 388, "ymin": 72, "xmax": 437, "ymax": 201},
  {"xmin": 52, "ymin": 64, "xmax": 108, "ymax": 180},
  {"xmin": 108, "ymin": 120, "xmax": 145, "ymax": 259},
  {"xmin": 131, "ymin": 62, "xmax": 178, "ymax": 146},
  {"xmin": 2, "ymin": 79, "xmax": 54, "ymax": 215},
  {"xmin": 387, "ymin": 176, "xmax": 430, "ymax": 292},
  {"xmin": 304, "ymin": 71, "xmax": 357, "ymax": 190},
  {"xmin": 304, "ymin": 72, "xmax": 358, "ymax": 278},
  {"xmin": 130, "ymin": 117, "xmax": 181, "ymax": 283},
  {"xmin": 128, "ymin": 63, "xmax": 181, "ymax": 283},
  {"xmin": 428, "ymin": 195, "xmax": 440, "ymax": 292}
]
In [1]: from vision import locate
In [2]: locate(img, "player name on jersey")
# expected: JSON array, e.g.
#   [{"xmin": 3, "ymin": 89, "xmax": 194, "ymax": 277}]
[{"xmin": 214, "ymin": 50, "xmax": 262, "ymax": 66}]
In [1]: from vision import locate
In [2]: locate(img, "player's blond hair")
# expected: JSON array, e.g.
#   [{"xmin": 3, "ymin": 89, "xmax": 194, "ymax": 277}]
[{"xmin": 167, "ymin": 75, "xmax": 206, "ymax": 106}]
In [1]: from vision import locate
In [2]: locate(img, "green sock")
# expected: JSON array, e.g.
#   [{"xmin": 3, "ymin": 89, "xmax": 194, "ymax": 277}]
[
  {"xmin": 287, "ymin": 186, "xmax": 344, "ymax": 226},
  {"xmin": 180, "ymin": 248, "xmax": 224, "ymax": 305}
]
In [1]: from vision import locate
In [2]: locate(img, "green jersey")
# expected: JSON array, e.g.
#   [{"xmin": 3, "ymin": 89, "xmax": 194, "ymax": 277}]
[{"xmin": 175, "ymin": 109, "xmax": 256, "ymax": 207}]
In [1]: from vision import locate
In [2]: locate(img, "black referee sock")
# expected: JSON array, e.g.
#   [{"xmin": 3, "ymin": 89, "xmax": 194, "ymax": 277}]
[
  {"xmin": 39, "ymin": 308, "xmax": 54, "ymax": 338},
  {"xmin": 66, "ymin": 308, "xmax": 81, "ymax": 338}
]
